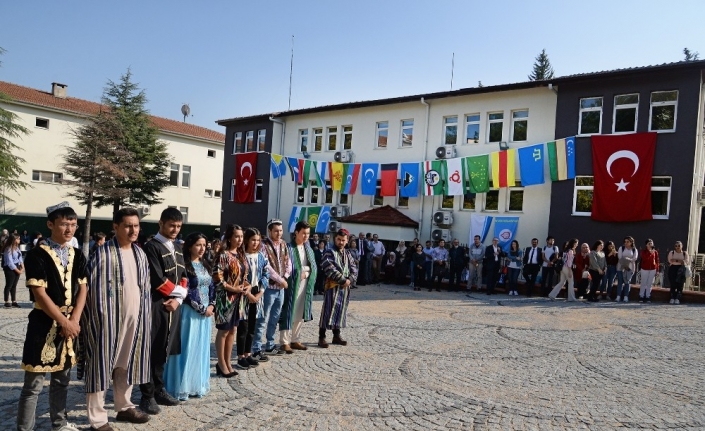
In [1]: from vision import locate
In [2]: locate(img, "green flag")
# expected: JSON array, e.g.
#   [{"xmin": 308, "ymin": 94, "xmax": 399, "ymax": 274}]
[
  {"xmin": 302, "ymin": 160, "xmax": 312, "ymax": 188},
  {"xmin": 306, "ymin": 206, "xmax": 321, "ymax": 230},
  {"xmin": 463, "ymin": 155, "xmax": 489, "ymax": 193},
  {"xmin": 422, "ymin": 160, "xmax": 444, "ymax": 195}
]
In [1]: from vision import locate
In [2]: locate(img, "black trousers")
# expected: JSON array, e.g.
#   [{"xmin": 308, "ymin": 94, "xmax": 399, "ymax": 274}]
[
  {"xmin": 414, "ymin": 265, "xmax": 425, "ymax": 287},
  {"xmin": 3, "ymin": 266, "xmax": 20, "ymax": 302},
  {"xmin": 140, "ymin": 302, "xmax": 181, "ymax": 399},
  {"xmin": 523, "ymin": 264, "xmax": 540, "ymax": 296},
  {"xmin": 432, "ymin": 263, "xmax": 445, "ymax": 290},
  {"xmin": 540, "ymin": 266, "xmax": 556, "ymax": 296},
  {"xmin": 358, "ymin": 255, "xmax": 368, "ymax": 285},
  {"xmin": 449, "ymin": 266, "xmax": 463, "ymax": 291},
  {"xmin": 236, "ymin": 303, "xmax": 257, "ymax": 356},
  {"xmin": 319, "ymin": 327, "xmax": 341, "ymax": 339},
  {"xmin": 486, "ymin": 264, "xmax": 499, "ymax": 294}
]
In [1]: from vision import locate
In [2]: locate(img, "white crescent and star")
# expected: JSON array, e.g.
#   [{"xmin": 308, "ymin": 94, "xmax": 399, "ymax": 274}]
[
  {"xmin": 606, "ymin": 150, "xmax": 640, "ymax": 192},
  {"xmin": 240, "ymin": 162, "xmax": 252, "ymax": 185},
  {"xmin": 364, "ymin": 168, "xmax": 375, "ymax": 183}
]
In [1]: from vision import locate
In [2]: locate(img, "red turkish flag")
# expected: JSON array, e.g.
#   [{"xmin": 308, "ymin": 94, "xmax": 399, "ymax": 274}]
[
  {"xmin": 591, "ymin": 132, "xmax": 656, "ymax": 222},
  {"xmin": 235, "ymin": 152, "xmax": 258, "ymax": 203}
]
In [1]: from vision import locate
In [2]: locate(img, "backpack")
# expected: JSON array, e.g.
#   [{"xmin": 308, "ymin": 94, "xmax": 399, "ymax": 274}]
[{"xmin": 553, "ymin": 252, "xmax": 565, "ymax": 274}]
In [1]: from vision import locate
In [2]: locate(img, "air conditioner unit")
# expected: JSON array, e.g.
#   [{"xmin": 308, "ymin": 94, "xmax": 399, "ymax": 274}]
[
  {"xmin": 330, "ymin": 206, "xmax": 349, "ymax": 218},
  {"xmin": 433, "ymin": 210, "xmax": 453, "ymax": 226},
  {"xmin": 334, "ymin": 150, "xmax": 352, "ymax": 163},
  {"xmin": 431, "ymin": 229, "xmax": 452, "ymax": 242},
  {"xmin": 328, "ymin": 221, "xmax": 341, "ymax": 232},
  {"xmin": 435, "ymin": 146, "xmax": 457, "ymax": 159}
]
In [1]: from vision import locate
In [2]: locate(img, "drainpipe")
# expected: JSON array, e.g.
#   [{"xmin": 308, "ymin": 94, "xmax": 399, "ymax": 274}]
[
  {"xmin": 269, "ymin": 116, "xmax": 286, "ymax": 219},
  {"xmin": 688, "ymin": 81, "xmax": 705, "ymax": 253},
  {"xmin": 420, "ymin": 97, "xmax": 430, "ymax": 240}
]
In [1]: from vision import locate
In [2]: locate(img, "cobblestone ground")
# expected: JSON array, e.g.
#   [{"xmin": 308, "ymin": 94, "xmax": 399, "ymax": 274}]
[{"xmin": 1, "ymin": 276, "xmax": 704, "ymax": 430}]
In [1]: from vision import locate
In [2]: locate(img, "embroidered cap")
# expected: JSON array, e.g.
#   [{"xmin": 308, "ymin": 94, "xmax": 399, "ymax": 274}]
[
  {"xmin": 46, "ymin": 201, "xmax": 71, "ymax": 215},
  {"xmin": 336, "ymin": 228, "xmax": 350, "ymax": 237},
  {"xmin": 266, "ymin": 219, "xmax": 283, "ymax": 229}
]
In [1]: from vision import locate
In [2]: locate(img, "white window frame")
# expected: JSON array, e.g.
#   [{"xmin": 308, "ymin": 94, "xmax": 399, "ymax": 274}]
[
  {"xmin": 299, "ymin": 129, "xmax": 309, "ymax": 153},
  {"xmin": 326, "ymin": 126, "xmax": 338, "ymax": 151},
  {"xmin": 440, "ymin": 195, "xmax": 455, "ymax": 209},
  {"xmin": 179, "ymin": 207, "xmax": 188, "ymax": 223},
  {"xmin": 245, "ymin": 131, "xmax": 254, "ymax": 152},
  {"xmin": 312, "ymin": 128, "xmax": 323, "ymax": 152},
  {"xmin": 571, "ymin": 176, "xmax": 672, "ymax": 219},
  {"xmin": 375, "ymin": 121, "xmax": 388, "ymax": 149},
  {"xmin": 31, "ymin": 170, "xmax": 62, "ymax": 184},
  {"xmin": 372, "ymin": 180, "xmax": 383, "ymax": 207},
  {"xmin": 487, "ymin": 112, "xmax": 504, "ymax": 143},
  {"xmin": 483, "ymin": 184, "xmax": 500, "ymax": 212},
  {"xmin": 230, "ymin": 179, "xmax": 236, "ymax": 201},
  {"xmin": 170, "ymin": 163, "xmax": 180, "ymax": 187},
  {"xmin": 338, "ymin": 193, "xmax": 349, "ymax": 206},
  {"xmin": 461, "ymin": 192, "xmax": 476, "ymax": 211},
  {"xmin": 506, "ymin": 182, "xmax": 524, "ymax": 212},
  {"xmin": 443, "ymin": 116, "xmax": 458, "ymax": 145},
  {"xmin": 324, "ymin": 180, "xmax": 334, "ymax": 204},
  {"xmin": 649, "ymin": 90, "xmax": 678, "ymax": 133},
  {"xmin": 464, "ymin": 113, "xmax": 480, "ymax": 144},
  {"xmin": 214, "ymin": 190, "xmax": 222, "ymax": 199},
  {"xmin": 205, "ymin": 189, "xmax": 213, "ymax": 198},
  {"xmin": 232, "ymin": 132, "xmax": 242, "ymax": 154},
  {"xmin": 572, "ymin": 176, "xmax": 594, "ymax": 216},
  {"xmin": 396, "ymin": 180, "xmax": 409, "ymax": 208},
  {"xmin": 255, "ymin": 179, "xmax": 264, "ymax": 202},
  {"xmin": 342, "ymin": 125, "xmax": 353, "ymax": 150},
  {"xmin": 651, "ymin": 177, "xmax": 672, "ymax": 219},
  {"xmin": 257, "ymin": 129, "xmax": 266, "ymax": 152},
  {"xmin": 510, "ymin": 110, "xmax": 529, "ymax": 142},
  {"xmin": 400, "ymin": 119, "xmax": 413, "ymax": 148},
  {"xmin": 612, "ymin": 94, "xmax": 639, "ymax": 134},
  {"xmin": 309, "ymin": 180, "xmax": 320, "ymax": 205},
  {"xmin": 578, "ymin": 96, "xmax": 603, "ymax": 136},
  {"xmin": 295, "ymin": 186, "xmax": 306, "ymax": 204},
  {"xmin": 35, "ymin": 117, "xmax": 49, "ymax": 129},
  {"xmin": 207, "ymin": 149, "xmax": 216, "ymax": 158},
  {"xmin": 181, "ymin": 165, "xmax": 191, "ymax": 188}
]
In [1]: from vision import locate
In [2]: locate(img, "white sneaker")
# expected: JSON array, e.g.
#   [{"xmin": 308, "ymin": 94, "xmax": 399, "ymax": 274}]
[
  {"xmin": 669, "ymin": 299, "xmax": 675, "ymax": 304},
  {"xmin": 58, "ymin": 423, "xmax": 80, "ymax": 431},
  {"xmin": 675, "ymin": 299, "xmax": 680, "ymax": 304},
  {"xmin": 623, "ymin": 297, "xmax": 629, "ymax": 303},
  {"xmin": 409, "ymin": 282, "xmax": 414, "ymax": 288}
]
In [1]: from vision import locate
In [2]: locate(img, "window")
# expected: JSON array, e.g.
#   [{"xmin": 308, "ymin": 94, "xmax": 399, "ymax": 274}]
[
  {"xmin": 465, "ymin": 114, "xmax": 480, "ymax": 144},
  {"xmin": 578, "ymin": 97, "xmax": 603, "ymax": 135},
  {"xmin": 372, "ymin": 181, "xmax": 383, "ymax": 206},
  {"xmin": 205, "ymin": 189, "xmax": 213, "ymax": 198},
  {"xmin": 327, "ymin": 127, "xmax": 337, "ymax": 151},
  {"xmin": 35, "ymin": 117, "xmax": 49, "ymax": 129},
  {"xmin": 511, "ymin": 110, "xmax": 528, "ymax": 142},
  {"xmin": 31, "ymin": 170, "xmax": 62, "ymax": 183},
  {"xmin": 255, "ymin": 179, "xmax": 264, "ymax": 202},
  {"xmin": 613, "ymin": 94, "xmax": 639, "ymax": 133},
  {"xmin": 181, "ymin": 165, "xmax": 191, "ymax": 188},
  {"xmin": 462, "ymin": 192, "xmax": 476, "ymax": 210},
  {"xmin": 444, "ymin": 116, "xmax": 458, "ymax": 145},
  {"xmin": 313, "ymin": 128, "xmax": 323, "ymax": 152},
  {"xmin": 487, "ymin": 112, "xmax": 504, "ymax": 143},
  {"xmin": 309, "ymin": 181, "xmax": 320, "ymax": 204},
  {"xmin": 343, "ymin": 125, "xmax": 353, "ymax": 150},
  {"xmin": 245, "ymin": 131, "xmax": 254, "ymax": 151},
  {"xmin": 296, "ymin": 187, "xmax": 306, "ymax": 204},
  {"xmin": 299, "ymin": 129, "xmax": 309, "ymax": 152},
  {"xmin": 376, "ymin": 122, "xmax": 388, "ymax": 148},
  {"xmin": 170, "ymin": 163, "xmax": 180, "ymax": 186},
  {"xmin": 233, "ymin": 132, "xmax": 243, "ymax": 154},
  {"xmin": 571, "ymin": 176, "xmax": 672, "ymax": 219},
  {"xmin": 507, "ymin": 182, "xmax": 524, "ymax": 212},
  {"xmin": 257, "ymin": 129, "xmax": 266, "ymax": 152},
  {"xmin": 441, "ymin": 195, "xmax": 454, "ymax": 209},
  {"xmin": 179, "ymin": 207, "xmax": 189, "ymax": 223},
  {"xmin": 339, "ymin": 194, "xmax": 349, "ymax": 205},
  {"xmin": 231, "ymin": 179, "xmax": 236, "ymax": 201},
  {"xmin": 207, "ymin": 149, "xmax": 216, "ymax": 158},
  {"xmin": 214, "ymin": 190, "xmax": 222, "ymax": 199},
  {"xmin": 649, "ymin": 90, "xmax": 678, "ymax": 132},
  {"xmin": 484, "ymin": 183, "xmax": 499, "ymax": 211},
  {"xmin": 400, "ymin": 120, "xmax": 413, "ymax": 147},
  {"xmin": 397, "ymin": 180, "xmax": 409, "ymax": 208},
  {"xmin": 324, "ymin": 180, "xmax": 333, "ymax": 204}
]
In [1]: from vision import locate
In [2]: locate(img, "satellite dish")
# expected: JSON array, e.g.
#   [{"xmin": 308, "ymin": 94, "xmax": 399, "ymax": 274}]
[{"xmin": 181, "ymin": 104, "xmax": 190, "ymax": 122}]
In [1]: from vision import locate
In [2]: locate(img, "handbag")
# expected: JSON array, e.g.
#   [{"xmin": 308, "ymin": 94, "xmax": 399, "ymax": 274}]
[
  {"xmin": 582, "ymin": 270, "xmax": 591, "ymax": 280},
  {"xmin": 553, "ymin": 254, "xmax": 565, "ymax": 274}
]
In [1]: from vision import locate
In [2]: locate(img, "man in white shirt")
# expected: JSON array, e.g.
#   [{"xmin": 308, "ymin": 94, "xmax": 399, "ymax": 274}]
[
  {"xmin": 371, "ymin": 234, "xmax": 385, "ymax": 283},
  {"xmin": 522, "ymin": 238, "xmax": 542, "ymax": 297},
  {"xmin": 540, "ymin": 236, "xmax": 560, "ymax": 297},
  {"xmin": 468, "ymin": 235, "xmax": 484, "ymax": 290}
]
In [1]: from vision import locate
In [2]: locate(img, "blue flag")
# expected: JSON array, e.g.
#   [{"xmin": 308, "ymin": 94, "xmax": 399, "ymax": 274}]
[
  {"xmin": 566, "ymin": 136, "xmax": 576, "ymax": 179},
  {"xmin": 286, "ymin": 157, "xmax": 301, "ymax": 184},
  {"xmin": 518, "ymin": 144, "xmax": 545, "ymax": 186},
  {"xmin": 316, "ymin": 206, "xmax": 331, "ymax": 233},
  {"xmin": 399, "ymin": 163, "xmax": 419, "ymax": 198},
  {"xmin": 270, "ymin": 154, "xmax": 287, "ymax": 179},
  {"xmin": 288, "ymin": 206, "xmax": 305, "ymax": 233},
  {"xmin": 493, "ymin": 216, "xmax": 519, "ymax": 252},
  {"xmin": 360, "ymin": 163, "xmax": 378, "ymax": 196},
  {"xmin": 470, "ymin": 214, "xmax": 493, "ymax": 244}
]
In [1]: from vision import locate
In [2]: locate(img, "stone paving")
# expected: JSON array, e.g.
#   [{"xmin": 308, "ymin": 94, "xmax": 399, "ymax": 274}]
[{"xmin": 1, "ymin": 274, "xmax": 705, "ymax": 430}]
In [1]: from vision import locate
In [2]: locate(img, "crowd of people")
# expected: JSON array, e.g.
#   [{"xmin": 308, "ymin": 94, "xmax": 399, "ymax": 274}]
[{"xmin": 10, "ymin": 203, "xmax": 357, "ymax": 431}]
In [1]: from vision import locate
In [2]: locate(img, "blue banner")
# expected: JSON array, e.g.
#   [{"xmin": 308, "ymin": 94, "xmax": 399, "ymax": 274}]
[
  {"xmin": 360, "ymin": 163, "xmax": 378, "ymax": 196},
  {"xmin": 518, "ymin": 143, "xmax": 545, "ymax": 186},
  {"xmin": 493, "ymin": 216, "xmax": 519, "ymax": 252},
  {"xmin": 286, "ymin": 157, "xmax": 301, "ymax": 184},
  {"xmin": 399, "ymin": 162, "xmax": 419, "ymax": 197},
  {"xmin": 566, "ymin": 136, "xmax": 576, "ymax": 180},
  {"xmin": 316, "ymin": 206, "xmax": 331, "ymax": 233},
  {"xmin": 270, "ymin": 155, "xmax": 287, "ymax": 179},
  {"xmin": 470, "ymin": 214, "xmax": 493, "ymax": 244}
]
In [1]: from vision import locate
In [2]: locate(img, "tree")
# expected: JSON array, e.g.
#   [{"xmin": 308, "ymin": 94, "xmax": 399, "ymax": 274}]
[
  {"xmin": 62, "ymin": 112, "xmax": 140, "ymax": 255},
  {"xmin": 528, "ymin": 49, "xmax": 555, "ymax": 81},
  {"xmin": 684, "ymin": 47, "xmax": 700, "ymax": 61},
  {"xmin": 97, "ymin": 69, "xmax": 171, "ymax": 214},
  {"xmin": 0, "ymin": 47, "xmax": 30, "ymax": 204}
]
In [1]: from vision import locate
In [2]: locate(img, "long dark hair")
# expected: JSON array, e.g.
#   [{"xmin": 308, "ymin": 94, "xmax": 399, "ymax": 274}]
[
  {"xmin": 243, "ymin": 227, "xmax": 261, "ymax": 253},
  {"xmin": 222, "ymin": 224, "xmax": 246, "ymax": 268},
  {"xmin": 184, "ymin": 232, "xmax": 211, "ymax": 277},
  {"xmin": 2, "ymin": 233, "xmax": 20, "ymax": 253},
  {"xmin": 564, "ymin": 238, "xmax": 579, "ymax": 252}
]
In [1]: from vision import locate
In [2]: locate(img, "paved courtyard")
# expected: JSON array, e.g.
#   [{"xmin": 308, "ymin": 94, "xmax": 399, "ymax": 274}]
[{"xmin": 1, "ymin": 277, "xmax": 704, "ymax": 430}]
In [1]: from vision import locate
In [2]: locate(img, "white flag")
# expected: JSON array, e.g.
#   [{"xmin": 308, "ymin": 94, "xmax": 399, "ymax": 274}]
[{"xmin": 444, "ymin": 158, "xmax": 464, "ymax": 196}]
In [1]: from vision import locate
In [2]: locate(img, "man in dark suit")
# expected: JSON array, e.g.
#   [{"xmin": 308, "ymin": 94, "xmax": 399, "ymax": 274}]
[
  {"xmin": 522, "ymin": 238, "xmax": 542, "ymax": 297},
  {"xmin": 484, "ymin": 238, "xmax": 503, "ymax": 295}
]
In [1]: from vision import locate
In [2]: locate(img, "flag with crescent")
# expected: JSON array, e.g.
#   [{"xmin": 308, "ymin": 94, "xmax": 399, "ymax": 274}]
[
  {"xmin": 463, "ymin": 155, "xmax": 489, "ymax": 193},
  {"xmin": 591, "ymin": 132, "xmax": 656, "ymax": 222},
  {"xmin": 288, "ymin": 206, "xmax": 306, "ymax": 233},
  {"xmin": 518, "ymin": 144, "xmax": 545, "ymax": 186},
  {"xmin": 270, "ymin": 154, "xmax": 287, "ymax": 179},
  {"xmin": 286, "ymin": 157, "xmax": 301, "ymax": 184},
  {"xmin": 547, "ymin": 137, "xmax": 576, "ymax": 181},
  {"xmin": 443, "ymin": 158, "xmax": 464, "ymax": 196},
  {"xmin": 360, "ymin": 163, "xmax": 378, "ymax": 196},
  {"xmin": 423, "ymin": 160, "xmax": 443, "ymax": 195},
  {"xmin": 490, "ymin": 149, "xmax": 516, "ymax": 188},
  {"xmin": 380, "ymin": 163, "xmax": 398, "ymax": 197},
  {"xmin": 342, "ymin": 164, "xmax": 360, "ymax": 195},
  {"xmin": 314, "ymin": 161, "xmax": 328, "ymax": 190},
  {"xmin": 399, "ymin": 162, "xmax": 419, "ymax": 198},
  {"xmin": 316, "ymin": 206, "xmax": 332, "ymax": 233},
  {"xmin": 329, "ymin": 162, "xmax": 345, "ymax": 191},
  {"xmin": 235, "ymin": 152, "xmax": 258, "ymax": 203}
]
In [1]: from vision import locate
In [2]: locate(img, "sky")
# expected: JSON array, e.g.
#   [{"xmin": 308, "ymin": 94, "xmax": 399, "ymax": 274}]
[{"xmin": 1, "ymin": 1, "xmax": 703, "ymax": 132}]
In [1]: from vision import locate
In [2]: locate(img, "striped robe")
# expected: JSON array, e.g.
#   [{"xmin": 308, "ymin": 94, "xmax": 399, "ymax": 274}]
[
  {"xmin": 319, "ymin": 247, "xmax": 358, "ymax": 330},
  {"xmin": 79, "ymin": 238, "xmax": 151, "ymax": 393},
  {"xmin": 245, "ymin": 251, "xmax": 270, "ymax": 319},
  {"xmin": 279, "ymin": 241, "xmax": 317, "ymax": 330}
]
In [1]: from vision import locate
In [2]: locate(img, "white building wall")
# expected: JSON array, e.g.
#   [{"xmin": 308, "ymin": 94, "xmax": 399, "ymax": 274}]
[
  {"xmin": 270, "ymin": 87, "xmax": 557, "ymax": 247},
  {"xmin": 1, "ymin": 102, "xmax": 223, "ymax": 225}
]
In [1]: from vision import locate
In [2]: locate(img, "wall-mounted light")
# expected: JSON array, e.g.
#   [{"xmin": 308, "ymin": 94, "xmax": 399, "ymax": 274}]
[{"xmin": 499, "ymin": 141, "xmax": 509, "ymax": 151}]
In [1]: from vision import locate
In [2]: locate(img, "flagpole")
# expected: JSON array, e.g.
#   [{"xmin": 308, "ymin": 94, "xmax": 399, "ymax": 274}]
[
  {"xmin": 288, "ymin": 35, "xmax": 294, "ymax": 111},
  {"xmin": 450, "ymin": 52, "xmax": 455, "ymax": 91}
]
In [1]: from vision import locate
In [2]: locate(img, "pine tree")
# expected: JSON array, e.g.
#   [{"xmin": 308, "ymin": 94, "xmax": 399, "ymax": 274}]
[
  {"xmin": 0, "ymin": 47, "xmax": 30, "ymax": 204},
  {"xmin": 98, "ymin": 69, "xmax": 171, "ymax": 214},
  {"xmin": 528, "ymin": 49, "xmax": 555, "ymax": 81},
  {"xmin": 684, "ymin": 47, "xmax": 700, "ymax": 61}
]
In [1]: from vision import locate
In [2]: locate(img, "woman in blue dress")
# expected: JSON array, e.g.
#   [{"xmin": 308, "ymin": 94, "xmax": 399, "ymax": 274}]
[{"xmin": 164, "ymin": 232, "xmax": 216, "ymax": 400}]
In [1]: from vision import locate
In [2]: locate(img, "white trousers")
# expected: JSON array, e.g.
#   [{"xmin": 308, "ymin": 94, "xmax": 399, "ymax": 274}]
[
  {"xmin": 280, "ymin": 278, "xmax": 307, "ymax": 345},
  {"xmin": 549, "ymin": 266, "xmax": 576, "ymax": 301},
  {"xmin": 86, "ymin": 367, "xmax": 135, "ymax": 428},
  {"xmin": 639, "ymin": 269, "xmax": 656, "ymax": 298}
]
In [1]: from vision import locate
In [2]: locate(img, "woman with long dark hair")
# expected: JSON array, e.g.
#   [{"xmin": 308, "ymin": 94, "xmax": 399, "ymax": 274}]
[
  {"xmin": 164, "ymin": 232, "xmax": 215, "ymax": 399},
  {"xmin": 549, "ymin": 238, "xmax": 578, "ymax": 302},
  {"xmin": 2, "ymin": 233, "xmax": 23, "ymax": 308},
  {"xmin": 238, "ymin": 227, "xmax": 269, "ymax": 369},
  {"xmin": 616, "ymin": 236, "xmax": 637, "ymax": 302},
  {"xmin": 601, "ymin": 241, "xmax": 619, "ymax": 300},
  {"xmin": 588, "ymin": 240, "xmax": 606, "ymax": 302},
  {"xmin": 506, "ymin": 240, "xmax": 523, "ymax": 296},
  {"xmin": 212, "ymin": 225, "xmax": 249, "ymax": 378},
  {"xmin": 667, "ymin": 241, "xmax": 689, "ymax": 304}
]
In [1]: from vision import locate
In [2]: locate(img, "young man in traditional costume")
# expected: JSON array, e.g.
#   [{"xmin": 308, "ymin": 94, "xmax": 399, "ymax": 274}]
[
  {"xmin": 139, "ymin": 208, "xmax": 188, "ymax": 414},
  {"xmin": 252, "ymin": 219, "xmax": 291, "ymax": 358},
  {"xmin": 318, "ymin": 228, "xmax": 358, "ymax": 348},
  {"xmin": 279, "ymin": 221, "xmax": 317, "ymax": 351},
  {"xmin": 17, "ymin": 202, "xmax": 88, "ymax": 431}
]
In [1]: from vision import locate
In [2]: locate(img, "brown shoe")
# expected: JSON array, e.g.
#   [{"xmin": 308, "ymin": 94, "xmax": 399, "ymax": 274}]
[
  {"xmin": 318, "ymin": 338, "xmax": 329, "ymax": 348},
  {"xmin": 332, "ymin": 335, "xmax": 348, "ymax": 346},
  {"xmin": 91, "ymin": 424, "xmax": 114, "ymax": 431},
  {"xmin": 116, "ymin": 407, "xmax": 150, "ymax": 424},
  {"xmin": 280, "ymin": 344, "xmax": 294, "ymax": 354},
  {"xmin": 290, "ymin": 342, "xmax": 308, "ymax": 350}
]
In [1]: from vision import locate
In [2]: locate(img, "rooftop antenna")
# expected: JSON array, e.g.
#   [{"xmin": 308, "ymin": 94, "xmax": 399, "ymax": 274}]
[
  {"xmin": 181, "ymin": 104, "xmax": 190, "ymax": 123},
  {"xmin": 450, "ymin": 52, "xmax": 455, "ymax": 90},
  {"xmin": 288, "ymin": 35, "xmax": 294, "ymax": 111}
]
